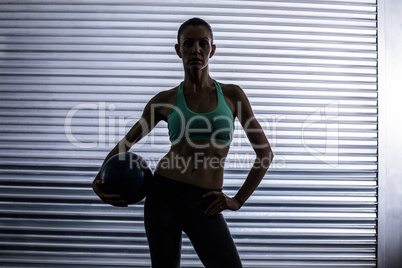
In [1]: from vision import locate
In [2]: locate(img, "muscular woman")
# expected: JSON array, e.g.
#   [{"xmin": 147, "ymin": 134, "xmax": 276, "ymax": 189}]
[{"xmin": 93, "ymin": 18, "xmax": 274, "ymax": 268}]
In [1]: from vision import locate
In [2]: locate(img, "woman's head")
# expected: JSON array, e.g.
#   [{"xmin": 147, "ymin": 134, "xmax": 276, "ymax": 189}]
[
  {"xmin": 175, "ymin": 18, "xmax": 216, "ymax": 71},
  {"xmin": 177, "ymin": 18, "xmax": 213, "ymax": 45}
]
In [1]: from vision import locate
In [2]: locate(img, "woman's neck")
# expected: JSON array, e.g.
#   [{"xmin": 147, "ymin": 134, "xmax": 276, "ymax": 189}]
[{"xmin": 183, "ymin": 68, "xmax": 213, "ymax": 92}]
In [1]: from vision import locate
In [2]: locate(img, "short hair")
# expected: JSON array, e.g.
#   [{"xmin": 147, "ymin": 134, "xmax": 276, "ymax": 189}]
[{"xmin": 177, "ymin": 17, "xmax": 214, "ymax": 44}]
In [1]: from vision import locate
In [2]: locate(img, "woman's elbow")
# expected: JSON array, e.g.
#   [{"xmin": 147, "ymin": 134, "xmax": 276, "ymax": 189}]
[{"xmin": 256, "ymin": 146, "xmax": 274, "ymax": 161}]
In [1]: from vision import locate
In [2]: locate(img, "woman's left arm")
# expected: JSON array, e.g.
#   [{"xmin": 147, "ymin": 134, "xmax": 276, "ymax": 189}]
[{"xmin": 204, "ymin": 85, "xmax": 274, "ymax": 215}]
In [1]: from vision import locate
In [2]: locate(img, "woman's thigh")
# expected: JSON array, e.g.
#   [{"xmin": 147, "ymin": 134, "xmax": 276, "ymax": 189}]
[
  {"xmin": 182, "ymin": 199, "xmax": 243, "ymax": 268},
  {"xmin": 144, "ymin": 190, "xmax": 182, "ymax": 268}
]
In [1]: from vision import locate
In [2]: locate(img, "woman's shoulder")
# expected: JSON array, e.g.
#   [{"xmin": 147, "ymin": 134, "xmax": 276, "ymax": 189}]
[
  {"xmin": 150, "ymin": 86, "xmax": 179, "ymax": 105},
  {"xmin": 217, "ymin": 82, "xmax": 247, "ymax": 101},
  {"xmin": 143, "ymin": 86, "xmax": 180, "ymax": 122}
]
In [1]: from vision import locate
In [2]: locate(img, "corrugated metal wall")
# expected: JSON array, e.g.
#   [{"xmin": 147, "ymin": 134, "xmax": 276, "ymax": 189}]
[{"xmin": 0, "ymin": 0, "xmax": 377, "ymax": 267}]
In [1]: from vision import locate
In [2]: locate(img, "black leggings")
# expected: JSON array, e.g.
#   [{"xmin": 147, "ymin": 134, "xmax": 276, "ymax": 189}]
[{"xmin": 144, "ymin": 173, "xmax": 242, "ymax": 268}]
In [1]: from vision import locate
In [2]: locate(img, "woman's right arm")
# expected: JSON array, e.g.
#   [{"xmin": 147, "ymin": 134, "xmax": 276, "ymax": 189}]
[{"xmin": 92, "ymin": 92, "xmax": 166, "ymax": 206}]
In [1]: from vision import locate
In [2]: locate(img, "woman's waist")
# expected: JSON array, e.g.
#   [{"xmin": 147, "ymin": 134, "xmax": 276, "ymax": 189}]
[
  {"xmin": 154, "ymin": 165, "xmax": 224, "ymax": 189},
  {"xmin": 156, "ymin": 147, "xmax": 225, "ymax": 170},
  {"xmin": 154, "ymin": 144, "xmax": 227, "ymax": 188},
  {"xmin": 151, "ymin": 173, "xmax": 222, "ymax": 197},
  {"xmin": 170, "ymin": 140, "xmax": 230, "ymax": 155}
]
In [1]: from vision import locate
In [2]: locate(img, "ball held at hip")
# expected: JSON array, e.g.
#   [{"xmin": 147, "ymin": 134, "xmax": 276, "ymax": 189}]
[{"xmin": 100, "ymin": 152, "xmax": 153, "ymax": 204}]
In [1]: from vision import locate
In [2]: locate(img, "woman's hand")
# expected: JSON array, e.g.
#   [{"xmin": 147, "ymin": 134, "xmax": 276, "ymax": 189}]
[
  {"xmin": 92, "ymin": 179, "xmax": 128, "ymax": 207},
  {"xmin": 203, "ymin": 191, "xmax": 242, "ymax": 216}
]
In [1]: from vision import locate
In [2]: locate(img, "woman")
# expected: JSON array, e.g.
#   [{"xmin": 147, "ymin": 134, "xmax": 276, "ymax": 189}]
[{"xmin": 93, "ymin": 18, "xmax": 274, "ymax": 268}]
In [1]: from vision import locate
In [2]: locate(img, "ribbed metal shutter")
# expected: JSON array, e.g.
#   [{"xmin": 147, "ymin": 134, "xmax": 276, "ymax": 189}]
[{"xmin": 0, "ymin": 0, "xmax": 377, "ymax": 267}]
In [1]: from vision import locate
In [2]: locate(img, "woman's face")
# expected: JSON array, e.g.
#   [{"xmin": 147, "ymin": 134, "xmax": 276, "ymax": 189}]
[{"xmin": 175, "ymin": 25, "xmax": 216, "ymax": 71}]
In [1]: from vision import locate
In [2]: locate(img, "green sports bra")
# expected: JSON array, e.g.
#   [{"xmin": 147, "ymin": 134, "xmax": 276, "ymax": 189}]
[{"xmin": 167, "ymin": 80, "xmax": 234, "ymax": 146}]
